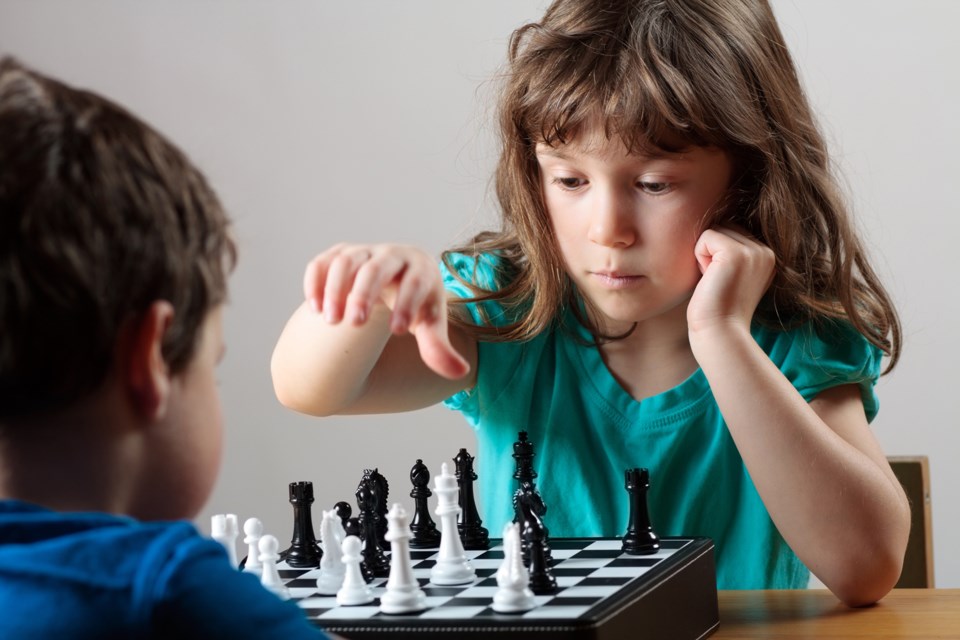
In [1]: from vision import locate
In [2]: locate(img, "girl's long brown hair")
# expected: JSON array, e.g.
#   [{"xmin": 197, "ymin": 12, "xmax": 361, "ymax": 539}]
[{"xmin": 444, "ymin": 0, "xmax": 900, "ymax": 371}]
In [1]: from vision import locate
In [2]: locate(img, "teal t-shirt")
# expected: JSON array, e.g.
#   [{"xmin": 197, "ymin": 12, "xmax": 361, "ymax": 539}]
[{"xmin": 441, "ymin": 253, "xmax": 883, "ymax": 590}]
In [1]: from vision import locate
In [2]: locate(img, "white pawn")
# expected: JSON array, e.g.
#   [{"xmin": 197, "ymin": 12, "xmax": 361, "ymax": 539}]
[
  {"xmin": 210, "ymin": 513, "xmax": 239, "ymax": 567},
  {"xmin": 316, "ymin": 509, "xmax": 346, "ymax": 595},
  {"xmin": 492, "ymin": 522, "xmax": 536, "ymax": 613},
  {"xmin": 258, "ymin": 534, "xmax": 290, "ymax": 600},
  {"xmin": 380, "ymin": 503, "xmax": 427, "ymax": 614},
  {"xmin": 430, "ymin": 462, "xmax": 476, "ymax": 585},
  {"xmin": 336, "ymin": 535, "xmax": 374, "ymax": 605},
  {"xmin": 242, "ymin": 517, "xmax": 263, "ymax": 576}
]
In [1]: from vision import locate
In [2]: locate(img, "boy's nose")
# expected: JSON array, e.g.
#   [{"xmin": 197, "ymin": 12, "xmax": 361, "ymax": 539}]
[{"xmin": 587, "ymin": 189, "xmax": 637, "ymax": 248}]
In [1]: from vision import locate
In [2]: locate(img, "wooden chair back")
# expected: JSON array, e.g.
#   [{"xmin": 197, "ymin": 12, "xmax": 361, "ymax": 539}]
[{"xmin": 888, "ymin": 456, "xmax": 934, "ymax": 588}]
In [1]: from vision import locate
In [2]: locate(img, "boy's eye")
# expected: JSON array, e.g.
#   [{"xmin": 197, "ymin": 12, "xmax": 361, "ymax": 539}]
[
  {"xmin": 639, "ymin": 180, "xmax": 671, "ymax": 194},
  {"xmin": 552, "ymin": 176, "xmax": 585, "ymax": 190}
]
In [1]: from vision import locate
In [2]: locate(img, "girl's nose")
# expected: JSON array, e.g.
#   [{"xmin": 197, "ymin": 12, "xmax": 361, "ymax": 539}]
[{"xmin": 587, "ymin": 188, "xmax": 636, "ymax": 248}]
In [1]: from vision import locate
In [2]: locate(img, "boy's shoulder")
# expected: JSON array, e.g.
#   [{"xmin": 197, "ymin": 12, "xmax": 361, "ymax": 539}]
[
  {"xmin": 0, "ymin": 499, "xmax": 213, "ymax": 582},
  {"xmin": 0, "ymin": 500, "xmax": 221, "ymax": 631},
  {"xmin": 0, "ymin": 500, "xmax": 326, "ymax": 639}
]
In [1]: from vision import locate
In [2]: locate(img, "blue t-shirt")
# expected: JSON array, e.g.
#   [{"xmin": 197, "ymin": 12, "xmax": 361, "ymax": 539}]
[
  {"xmin": 0, "ymin": 501, "xmax": 327, "ymax": 639},
  {"xmin": 441, "ymin": 253, "xmax": 883, "ymax": 590}
]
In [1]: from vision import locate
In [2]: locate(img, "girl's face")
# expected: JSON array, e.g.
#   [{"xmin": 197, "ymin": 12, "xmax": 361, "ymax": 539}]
[{"xmin": 536, "ymin": 131, "xmax": 733, "ymax": 333}]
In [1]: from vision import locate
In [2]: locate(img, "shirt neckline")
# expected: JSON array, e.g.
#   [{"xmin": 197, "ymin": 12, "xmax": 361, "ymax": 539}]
[{"xmin": 564, "ymin": 311, "xmax": 713, "ymax": 427}]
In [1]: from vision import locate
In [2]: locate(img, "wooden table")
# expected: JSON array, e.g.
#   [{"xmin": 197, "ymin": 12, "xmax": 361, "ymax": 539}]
[{"xmin": 714, "ymin": 589, "xmax": 960, "ymax": 639}]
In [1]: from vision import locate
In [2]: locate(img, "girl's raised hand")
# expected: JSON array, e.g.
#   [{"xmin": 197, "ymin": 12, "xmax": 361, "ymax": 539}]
[
  {"xmin": 303, "ymin": 243, "xmax": 470, "ymax": 380},
  {"xmin": 687, "ymin": 227, "xmax": 775, "ymax": 337}
]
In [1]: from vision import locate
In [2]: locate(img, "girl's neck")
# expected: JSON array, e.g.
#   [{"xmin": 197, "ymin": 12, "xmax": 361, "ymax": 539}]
[{"xmin": 596, "ymin": 305, "xmax": 699, "ymax": 401}]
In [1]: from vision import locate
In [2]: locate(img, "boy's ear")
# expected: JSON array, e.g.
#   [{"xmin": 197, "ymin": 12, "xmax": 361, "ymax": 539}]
[{"xmin": 122, "ymin": 301, "xmax": 175, "ymax": 421}]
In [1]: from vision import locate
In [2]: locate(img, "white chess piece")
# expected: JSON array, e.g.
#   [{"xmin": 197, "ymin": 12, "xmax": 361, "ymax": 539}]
[
  {"xmin": 258, "ymin": 534, "xmax": 290, "ymax": 600},
  {"xmin": 494, "ymin": 521, "xmax": 515, "ymax": 586},
  {"xmin": 492, "ymin": 522, "xmax": 536, "ymax": 613},
  {"xmin": 430, "ymin": 462, "xmax": 476, "ymax": 585},
  {"xmin": 337, "ymin": 535, "xmax": 374, "ymax": 605},
  {"xmin": 379, "ymin": 503, "xmax": 427, "ymax": 614},
  {"xmin": 332, "ymin": 516, "xmax": 347, "ymax": 548},
  {"xmin": 316, "ymin": 509, "xmax": 346, "ymax": 595},
  {"xmin": 242, "ymin": 517, "xmax": 263, "ymax": 576},
  {"xmin": 210, "ymin": 513, "xmax": 239, "ymax": 567}
]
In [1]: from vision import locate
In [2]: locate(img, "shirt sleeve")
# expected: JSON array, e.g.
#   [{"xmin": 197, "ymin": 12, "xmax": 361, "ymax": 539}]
[
  {"xmin": 144, "ymin": 525, "xmax": 329, "ymax": 639},
  {"xmin": 440, "ymin": 252, "xmax": 507, "ymax": 417},
  {"xmin": 761, "ymin": 321, "xmax": 885, "ymax": 422}
]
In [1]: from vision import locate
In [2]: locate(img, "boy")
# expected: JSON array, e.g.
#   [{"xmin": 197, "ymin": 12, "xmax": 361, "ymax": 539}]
[{"xmin": 0, "ymin": 57, "xmax": 327, "ymax": 638}]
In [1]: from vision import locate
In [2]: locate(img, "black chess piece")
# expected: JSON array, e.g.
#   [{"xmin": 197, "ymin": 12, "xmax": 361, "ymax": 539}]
[
  {"xmin": 356, "ymin": 475, "xmax": 390, "ymax": 578},
  {"xmin": 282, "ymin": 481, "xmax": 322, "ymax": 568},
  {"xmin": 341, "ymin": 515, "xmax": 371, "ymax": 582},
  {"xmin": 454, "ymin": 448, "xmax": 489, "ymax": 550},
  {"xmin": 344, "ymin": 516, "xmax": 361, "ymax": 539},
  {"xmin": 363, "ymin": 468, "xmax": 390, "ymax": 550},
  {"xmin": 512, "ymin": 431, "xmax": 538, "ymax": 490},
  {"xmin": 622, "ymin": 468, "xmax": 660, "ymax": 555},
  {"xmin": 516, "ymin": 486, "xmax": 553, "ymax": 568},
  {"xmin": 511, "ymin": 432, "xmax": 552, "ymax": 561},
  {"xmin": 522, "ymin": 503, "xmax": 557, "ymax": 594},
  {"xmin": 512, "ymin": 432, "xmax": 548, "ymax": 519},
  {"xmin": 408, "ymin": 459, "xmax": 441, "ymax": 548},
  {"xmin": 333, "ymin": 501, "xmax": 352, "ymax": 529}
]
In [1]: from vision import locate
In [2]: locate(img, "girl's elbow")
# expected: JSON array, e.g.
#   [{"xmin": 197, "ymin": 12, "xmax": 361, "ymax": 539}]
[
  {"xmin": 273, "ymin": 382, "xmax": 334, "ymax": 417},
  {"xmin": 828, "ymin": 546, "xmax": 905, "ymax": 607},
  {"xmin": 270, "ymin": 356, "xmax": 336, "ymax": 417}
]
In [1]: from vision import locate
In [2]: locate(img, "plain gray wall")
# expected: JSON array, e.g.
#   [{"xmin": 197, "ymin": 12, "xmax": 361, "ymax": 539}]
[{"xmin": 1, "ymin": 1, "xmax": 957, "ymax": 588}]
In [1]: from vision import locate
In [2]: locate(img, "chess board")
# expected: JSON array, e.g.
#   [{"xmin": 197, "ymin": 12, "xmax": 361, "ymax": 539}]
[{"xmin": 280, "ymin": 537, "xmax": 719, "ymax": 640}]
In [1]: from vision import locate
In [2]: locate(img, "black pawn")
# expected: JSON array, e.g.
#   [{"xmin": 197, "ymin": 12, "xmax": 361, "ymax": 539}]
[
  {"xmin": 409, "ymin": 459, "xmax": 441, "ymax": 548},
  {"xmin": 454, "ymin": 448, "xmax": 489, "ymax": 550},
  {"xmin": 341, "ymin": 516, "xmax": 372, "ymax": 582},
  {"xmin": 333, "ymin": 501, "xmax": 352, "ymax": 529},
  {"xmin": 344, "ymin": 516, "xmax": 361, "ymax": 539},
  {"xmin": 282, "ymin": 481, "xmax": 322, "ymax": 568},
  {"xmin": 622, "ymin": 468, "xmax": 660, "ymax": 555},
  {"xmin": 356, "ymin": 477, "xmax": 390, "ymax": 578}
]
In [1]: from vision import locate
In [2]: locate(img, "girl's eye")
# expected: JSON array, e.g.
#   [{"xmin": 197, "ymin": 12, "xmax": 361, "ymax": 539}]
[
  {"xmin": 639, "ymin": 180, "xmax": 671, "ymax": 195},
  {"xmin": 552, "ymin": 176, "xmax": 585, "ymax": 190}
]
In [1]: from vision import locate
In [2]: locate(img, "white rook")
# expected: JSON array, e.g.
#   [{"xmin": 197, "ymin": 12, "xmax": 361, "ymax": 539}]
[{"xmin": 211, "ymin": 513, "xmax": 239, "ymax": 567}]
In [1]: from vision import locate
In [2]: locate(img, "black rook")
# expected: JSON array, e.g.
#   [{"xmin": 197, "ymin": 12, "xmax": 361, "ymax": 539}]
[{"xmin": 622, "ymin": 468, "xmax": 661, "ymax": 555}]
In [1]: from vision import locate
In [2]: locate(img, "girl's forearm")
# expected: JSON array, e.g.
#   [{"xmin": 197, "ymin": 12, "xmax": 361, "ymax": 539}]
[
  {"xmin": 690, "ymin": 325, "xmax": 909, "ymax": 605},
  {"xmin": 271, "ymin": 301, "xmax": 393, "ymax": 417}
]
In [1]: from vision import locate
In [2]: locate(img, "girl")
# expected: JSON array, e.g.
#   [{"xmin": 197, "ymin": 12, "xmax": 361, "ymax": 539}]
[{"xmin": 271, "ymin": 0, "xmax": 909, "ymax": 605}]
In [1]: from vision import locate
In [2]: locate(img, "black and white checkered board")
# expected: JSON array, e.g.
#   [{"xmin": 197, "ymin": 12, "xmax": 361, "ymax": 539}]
[{"xmin": 280, "ymin": 537, "xmax": 719, "ymax": 640}]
